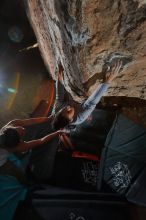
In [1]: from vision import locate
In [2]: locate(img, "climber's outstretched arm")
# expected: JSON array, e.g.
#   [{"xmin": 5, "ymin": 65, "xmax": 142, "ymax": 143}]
[
  {"xmin": 73, "ymin": 61, "xmax": 122, "ymax": 125},
  {"xmin": 52, "ymin": 64, "xmax": 69, "ymax": 114}
]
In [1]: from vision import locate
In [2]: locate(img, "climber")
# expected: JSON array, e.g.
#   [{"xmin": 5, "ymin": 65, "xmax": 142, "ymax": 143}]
[{"xmin": 34, "ymin": 60, "xmax": 122, "ymax": 191}]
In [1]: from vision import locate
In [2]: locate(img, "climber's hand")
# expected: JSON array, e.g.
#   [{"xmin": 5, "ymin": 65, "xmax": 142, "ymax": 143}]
[
  {"xmin": 58, "ymin": 63, "xmax": 64, "ymax": 82},
  {"xmin": 106, "ymin": 60, "xmax": 122, "ymax": 83}
]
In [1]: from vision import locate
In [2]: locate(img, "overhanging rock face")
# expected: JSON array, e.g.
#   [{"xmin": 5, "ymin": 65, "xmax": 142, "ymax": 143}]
[{"xmin": 26, "ymin": 0, "xmax": 146, "ymax": 102}]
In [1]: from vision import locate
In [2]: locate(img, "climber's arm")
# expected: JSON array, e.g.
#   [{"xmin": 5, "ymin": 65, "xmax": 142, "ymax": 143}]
[{"xmin": 73, "ymin": 61, "xmax": 122, "ymax": 125}]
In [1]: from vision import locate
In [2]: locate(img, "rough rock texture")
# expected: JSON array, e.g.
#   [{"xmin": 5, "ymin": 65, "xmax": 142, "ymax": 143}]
[{"xmin": 25, "ymin": 0, "xmax": 146, "ymax": 102}]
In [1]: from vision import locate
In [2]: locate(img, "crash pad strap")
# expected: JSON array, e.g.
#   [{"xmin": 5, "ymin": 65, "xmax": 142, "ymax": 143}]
[{"xmin": 72, "ymin": 151, "xmax": 99, "ymax": 161}]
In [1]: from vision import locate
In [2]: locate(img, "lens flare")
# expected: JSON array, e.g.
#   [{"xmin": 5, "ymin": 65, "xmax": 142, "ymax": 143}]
[{"xmin": 7, "ymin": 72, "xmax": 20, "ymax": 109}]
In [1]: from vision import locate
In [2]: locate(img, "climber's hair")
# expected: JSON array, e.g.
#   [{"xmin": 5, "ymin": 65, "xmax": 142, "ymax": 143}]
[
  {"xmin": 0, "ymin": 126, "xmax": 20, "ymax": 148},
  {"xmin": 52, "ymin": 111, "xmax": 70, "ymax": 130}
]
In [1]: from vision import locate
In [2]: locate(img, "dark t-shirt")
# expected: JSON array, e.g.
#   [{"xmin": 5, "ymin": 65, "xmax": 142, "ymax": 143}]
[{"xmin": 50, "ymin": 151, "xmax": 99, "ymax": 192}]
